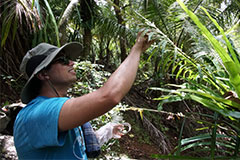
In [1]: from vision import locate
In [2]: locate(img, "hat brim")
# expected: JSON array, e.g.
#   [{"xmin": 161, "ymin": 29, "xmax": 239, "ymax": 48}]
[{"xmin": 21, "ymin": 42, "xmax": 83, "ymax": 104}]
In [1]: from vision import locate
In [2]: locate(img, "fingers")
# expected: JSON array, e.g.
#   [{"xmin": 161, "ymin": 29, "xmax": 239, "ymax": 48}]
[
  {"xmin": 112, "ymin": 124, "xmax": 124, "ymax": 137},
  {"xmin": 142, "ymin": 39, "xmax": 155, "ymax": 51},
  {"xmin": 136, "ymin": 29, "xmax": 156, "ymax": 52},
  {"xmin": 136, "ymin": 31, "xmax": 148, "ymax": 42}
]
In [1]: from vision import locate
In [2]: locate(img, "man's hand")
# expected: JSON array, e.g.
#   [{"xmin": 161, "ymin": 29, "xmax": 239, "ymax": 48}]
[
  {"xmin": 112, "ymin": 124, "xmax": 124, "ymax": 138},
  {"xmin": 134, "ymin": 31, "xmax": 155, "ymax": 52}
]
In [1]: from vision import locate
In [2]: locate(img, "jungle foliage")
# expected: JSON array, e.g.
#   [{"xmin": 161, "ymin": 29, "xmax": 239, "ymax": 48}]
[{"xmin": 0, "ymin": 0, "xmax": 240, "ymax": 159}]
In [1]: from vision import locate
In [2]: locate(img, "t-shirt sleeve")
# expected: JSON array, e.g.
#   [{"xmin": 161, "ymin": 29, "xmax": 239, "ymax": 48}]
[{"xmin": 26, "ymin": 97, "xmax": 69, "ymax": 149}]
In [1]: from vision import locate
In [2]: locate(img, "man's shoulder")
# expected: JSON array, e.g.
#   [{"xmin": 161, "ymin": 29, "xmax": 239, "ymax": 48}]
[
  {"xmin": 29, "ymin": 96, "xmax": 69, "ymax": 106},
  {"xmin": 17, "ymin": 97, "xmax": 68, "ymax": 118}
]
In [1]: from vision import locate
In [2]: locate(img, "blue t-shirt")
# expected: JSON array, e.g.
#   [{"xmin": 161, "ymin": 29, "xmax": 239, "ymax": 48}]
[{"xmin": 13, "ymin": 96, "xmax": 88, "ymax": 159}]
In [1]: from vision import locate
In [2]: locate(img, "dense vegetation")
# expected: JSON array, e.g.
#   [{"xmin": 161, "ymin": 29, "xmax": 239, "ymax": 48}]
[{"xmin": 0, "ymin": 0, "xmax": 240, "ymax": 159}]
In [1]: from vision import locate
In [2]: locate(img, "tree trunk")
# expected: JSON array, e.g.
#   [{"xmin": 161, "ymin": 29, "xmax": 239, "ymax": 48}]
[
  {"xmin": 113, "ymin": 0, "xmax": 127, "ymax": 63},
  {"xmin": 58, "ymin": 0, "xmax": 80, "ymax": 45},
  {"xmin": 106, "ymin": 40, "xmax": 111, "ymax": 66},
  {"xmin": 79, "ymin": 0, "xmax": 95, "ymax": 59},
  {"xmin": 99, "ymin": 36, "xmax": 104, "ymax": 60},
  {"xmin": 82, "ymin": 27, "xmax": 92, "ymax": 58}
]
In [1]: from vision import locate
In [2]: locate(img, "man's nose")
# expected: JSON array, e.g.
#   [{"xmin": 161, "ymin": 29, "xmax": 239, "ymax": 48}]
[{"xmin": 69, "ymin": 60, "xmax": 75, "ymax": 66}]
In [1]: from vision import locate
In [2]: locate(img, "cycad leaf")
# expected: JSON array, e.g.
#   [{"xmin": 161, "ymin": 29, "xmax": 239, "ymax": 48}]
[
  {"xmin": 180, "ymin": 89, "xmax": 240, "ymax": 109},
  {"xmin": 179, "ymin": 141, "xmax": 211, "ymax": 152},
  {"xmin": 157, "ymin": 95, "xmax": 184, "ymax": 110},
  {"xmin": 177, "ymin": 0, "xmax": 240, "ymax": 103},
  {"xmin": 189, "ymin": 95, "xmax": 240, "ymax": 118},
  {"xmin": 177, "ymin": 0, "xmax": 232, "ymax": 63},
  {"xmin": 181, "ymin": 134, "xmax": 211, "ymax": 145},
  {"xmin": 181, "ymin": 133, "xmax": 230, "ymax": 145},
  {"xmin": 201, "ymin": 7, "xmax": 240, "ymax": 67}
]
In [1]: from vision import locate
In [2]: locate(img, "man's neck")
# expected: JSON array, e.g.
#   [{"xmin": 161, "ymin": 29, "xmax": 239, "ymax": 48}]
[{"xmin": 39, "ymin": 82, "xmax": 69, "ymax": 98}]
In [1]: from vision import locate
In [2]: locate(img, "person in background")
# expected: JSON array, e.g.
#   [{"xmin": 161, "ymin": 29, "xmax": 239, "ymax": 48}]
[{"xmin": 13, "ymin": 31, "xmax": 154, "ymax": 159}]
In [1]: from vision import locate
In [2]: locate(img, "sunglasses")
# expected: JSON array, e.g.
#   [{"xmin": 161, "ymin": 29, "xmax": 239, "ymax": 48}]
[{"xmin": 51, "ymin": 55, "xmax": 71, "ymax": 65}]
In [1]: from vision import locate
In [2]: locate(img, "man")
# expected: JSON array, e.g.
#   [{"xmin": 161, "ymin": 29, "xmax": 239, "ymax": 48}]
[{"xmin": 13, "ymin": 31, "xmax": 153, "ymax": 159}]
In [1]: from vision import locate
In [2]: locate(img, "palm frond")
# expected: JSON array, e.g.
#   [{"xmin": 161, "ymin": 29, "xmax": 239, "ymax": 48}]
[{"xmin": 0, "ymin": 0, "xmax": 42, "ymax": 47}]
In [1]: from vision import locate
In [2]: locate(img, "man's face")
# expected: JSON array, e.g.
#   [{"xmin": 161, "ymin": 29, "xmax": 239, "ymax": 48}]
[{"xmin": 46, "ymin": 55, "xmax": 77, "ymax": 86}]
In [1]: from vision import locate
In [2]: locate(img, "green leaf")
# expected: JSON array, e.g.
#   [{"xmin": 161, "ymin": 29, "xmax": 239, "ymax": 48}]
[
  {"xmin": 43, "ymin": 0, "xmax": 60, "ymax": 46},
  {"xmin": 177, "ymin": 0, "xmax": 231, "ymax": 63},
  {"xmin": 176, "ymin": 117, "xmax": 186, "ymax": 155},
  {"xmin": 179, "ymin": 89, "xmax": 240, "ymax": 109},
  {"xmin": 188, "ymin": 95, "xmax": 240, "ymax": 118},
  {"xmin": 201, "ymin": 7, "xmax": 240, "ymax": 68},
  {"xmin": 157, "ymin": 95, "xmax": 184, "ymax": 110},
  {"xmin": 210, "ymin": 112, "xmax": 218, "ymax": 158},
  {"xmin": 181, "ymin": 133, "xmax": 211, "ymax": 145},
  {"xmin": 1, "ymin": 17, "xmax": 13, "ymax": 47},
  {"xmin": 177, "ymin": 0, "xmax": 240, "ymax": 98},
  {"xmin": 179, "ymin": 141, "xmax": 211, "ymax": 152},
  {"xmin": 11, "ymin": 16, "xmax": 18, "ymax": 46}
]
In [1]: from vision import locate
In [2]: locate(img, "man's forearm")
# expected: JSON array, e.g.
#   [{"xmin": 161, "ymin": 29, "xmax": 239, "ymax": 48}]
[{"xmin": 101, "ymin": 44, "xmax": 142, "ymax": 103}]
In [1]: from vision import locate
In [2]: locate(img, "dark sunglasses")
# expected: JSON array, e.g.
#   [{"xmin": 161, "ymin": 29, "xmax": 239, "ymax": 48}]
[{"xmin": 51, "ymin": 56, "xmax": 71, "ymax": 65}]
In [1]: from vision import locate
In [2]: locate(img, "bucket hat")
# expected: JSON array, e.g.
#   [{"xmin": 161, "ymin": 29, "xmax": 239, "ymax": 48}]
[{"xmin": 20, "ymin": 42, "xmax": 83, "ymax": 104}]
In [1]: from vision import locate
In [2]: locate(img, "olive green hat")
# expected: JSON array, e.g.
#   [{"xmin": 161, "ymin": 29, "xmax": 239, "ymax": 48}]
[{"xmin": 20, "ymin": 42, "xmax": 83, "ymax": 104}]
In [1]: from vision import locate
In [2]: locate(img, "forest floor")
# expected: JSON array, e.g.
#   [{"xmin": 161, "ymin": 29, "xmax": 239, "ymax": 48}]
[
  {"xmin": 118, "ymin": 121, "xmax": 161, "ymax": 159},
  {"xmin": 98, "ymin": 82, "xmax": 180, "ymax": 159},
  {"xmin": 97, "ymin": 110, "xmax": 164, "ymax": 159}
]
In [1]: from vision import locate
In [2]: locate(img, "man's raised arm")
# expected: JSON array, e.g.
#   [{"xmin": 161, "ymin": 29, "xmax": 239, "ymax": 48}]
[{"xmin": 58, "ymin": 32, "xmax": 154, "ymax": 131}]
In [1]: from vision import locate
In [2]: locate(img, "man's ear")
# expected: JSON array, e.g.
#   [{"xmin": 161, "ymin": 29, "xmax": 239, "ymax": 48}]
[{"xmin": 36, "ymin": 71, "xmax": 50, "ymax": 80}]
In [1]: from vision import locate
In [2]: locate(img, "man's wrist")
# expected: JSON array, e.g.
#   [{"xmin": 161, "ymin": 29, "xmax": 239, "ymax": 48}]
[{"xmin": 132, "ymin": 43, "xmax": 143, "ymax": 53}]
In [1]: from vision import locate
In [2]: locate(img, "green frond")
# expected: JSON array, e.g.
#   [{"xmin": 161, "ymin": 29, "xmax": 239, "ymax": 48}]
[{"xmin": 0, "ymin": 0, "xmax": 42, "ymax": 47}]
